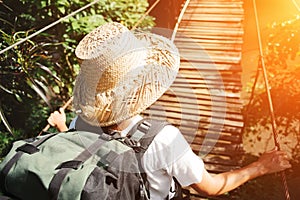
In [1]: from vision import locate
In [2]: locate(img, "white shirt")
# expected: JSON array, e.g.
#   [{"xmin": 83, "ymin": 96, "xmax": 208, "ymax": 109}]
[{"xmin": 70, "ymin": 116, "xmax": 204, "ymax": 199}]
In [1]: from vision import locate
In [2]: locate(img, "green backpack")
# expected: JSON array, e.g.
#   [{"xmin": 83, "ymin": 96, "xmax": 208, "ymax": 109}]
[{"xmin": 0, "ymin": 119, "xmax": 167, "ymax": 200}]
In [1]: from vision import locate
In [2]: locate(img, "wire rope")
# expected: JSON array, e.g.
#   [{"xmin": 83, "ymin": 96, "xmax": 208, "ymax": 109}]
[
  {"xmin": 171, "ymin": 0, "xmax": 191, "ymax": 42},
  {"xmin": 291, "ymin": 0, "xmax": 300, "ymax": 12},
  {"xmin": 131, "ymin": 0, "xmax": 161, "ymax": 31},
  {"xmin": 252, "ymin": 0, "xmax": 291, "ymax": 199},
  {"xmin": 0, "ymin": 0, "xmax": 101, "ymax": 55}
]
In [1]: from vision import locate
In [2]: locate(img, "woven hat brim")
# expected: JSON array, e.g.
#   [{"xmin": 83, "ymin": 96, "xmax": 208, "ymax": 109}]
[{"xmin": 73, "ymin": 31, "xmax": 180, "ymax": 127}]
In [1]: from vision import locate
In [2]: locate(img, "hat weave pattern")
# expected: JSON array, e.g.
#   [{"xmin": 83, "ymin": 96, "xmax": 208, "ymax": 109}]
[{"xmin": 73, "ymin": 22, "xmax": 180, "ymax": 127}]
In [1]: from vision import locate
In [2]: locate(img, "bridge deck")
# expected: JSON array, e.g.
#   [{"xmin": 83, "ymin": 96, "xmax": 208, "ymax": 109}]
[{"xmin": 144, "ymin": 1, "xmax": 245, "ymax": 198}]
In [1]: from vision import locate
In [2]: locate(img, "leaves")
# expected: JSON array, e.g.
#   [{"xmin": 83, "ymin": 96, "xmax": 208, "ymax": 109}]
[
  {"xmin": 245, "ymin": 15, "xmax": 300, "ymax": 123},
  {"xmin": 0, "ymin": 106, "xmax": 14, "ymax": 136},
  {"xmin": 0, "ymin": 0, "xmax": 155, "ymax": 139},
  {"xmin": 243, "ymin": 15, "xmax": 300, "ymax": 162}
]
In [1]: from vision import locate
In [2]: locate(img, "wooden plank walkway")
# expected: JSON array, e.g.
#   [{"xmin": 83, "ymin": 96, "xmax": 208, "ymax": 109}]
[{"xmin": 144, "ymin": 1, "xmax": 244, "ymax": 197}]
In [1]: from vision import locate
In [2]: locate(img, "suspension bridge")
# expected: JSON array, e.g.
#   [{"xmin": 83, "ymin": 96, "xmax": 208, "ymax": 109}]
[{"xmin": 2, "ymin": 0, "xmax": 289, "ymax": 199}]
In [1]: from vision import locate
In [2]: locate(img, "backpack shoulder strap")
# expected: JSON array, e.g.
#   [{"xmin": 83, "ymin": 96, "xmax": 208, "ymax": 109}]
[
  {"xmin": 124, "ymin": 118, "xmax": 169, "ymax": 199},
  {"xmin": 128, "ymin": 119, "xmax": 191, "ymax": 200},
  {"xmin": 127, "ymin": 118, "xmax": 169, "ymax": 153}
]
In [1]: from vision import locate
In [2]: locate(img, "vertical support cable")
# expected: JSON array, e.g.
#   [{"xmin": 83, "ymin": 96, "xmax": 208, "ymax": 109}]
[
  {"xmin": 291, "ymin": 0, "xmax": 300, "ymax": 12},
  {"xmin": 171, "ymin": 0, "xmax": 191, "ymax": 42},
  {"xmin": 252, "ymin": 0, "xmax": 290, "ymax": 199},
  {"xmin": 131, "ymin": 0, "xmax": 161, "ymax": 31}
]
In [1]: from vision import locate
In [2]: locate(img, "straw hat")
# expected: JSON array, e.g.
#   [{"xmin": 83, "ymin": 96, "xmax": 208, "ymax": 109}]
[{"xmin": 73, "ymin": 22, "xmax": 180, "ymax": 127}]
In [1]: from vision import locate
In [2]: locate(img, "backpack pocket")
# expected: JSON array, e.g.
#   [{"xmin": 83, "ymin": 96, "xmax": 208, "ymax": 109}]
[{"xmin": 81, "ymin": 167, "xmax": 118, "ymax": 200}]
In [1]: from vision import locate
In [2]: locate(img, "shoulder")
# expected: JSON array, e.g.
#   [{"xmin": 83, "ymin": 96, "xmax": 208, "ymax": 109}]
[
  {"xmin": 154, "ymin": 124, "xmax": 189, "ymax": 148},
  {"xmin": 143, "ymin": 123, "xmax": 205, "ymax": 186},
  {"xmin": 145, "ymin": 124, "xmax": 192, "ymax": 161}
]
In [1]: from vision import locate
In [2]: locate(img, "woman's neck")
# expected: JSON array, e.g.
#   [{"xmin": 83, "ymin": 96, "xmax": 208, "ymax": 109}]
[{"xmin": 104, "ymin": 116, "xmax": 137, "ymax": 133}]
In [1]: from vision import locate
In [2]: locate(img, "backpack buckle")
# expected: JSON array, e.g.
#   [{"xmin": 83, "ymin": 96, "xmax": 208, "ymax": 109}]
[
  {"xmin": 123, "ymin": 138, "xmax": 146, "ymax": 153},
  {"xmin": 137, "ymin": 121, "xmax": 151, "ymax": 133},
  {"xmin": 99, "ymin": 131, "xmax": 121, "ymax": 141}
]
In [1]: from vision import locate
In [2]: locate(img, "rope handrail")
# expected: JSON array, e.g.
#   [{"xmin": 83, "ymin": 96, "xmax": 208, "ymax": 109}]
[
  {"xmin": 291, "ymin": 0, "xmax": 300, "ymax": 12},
  {"xmin": 131, "ymin": 0, "xmax": 160, "ymax": 31},
  {"xmin": 171, "ymin": 0, "xmax": 191, "ymax": 42},
  {"xmin": 0, "ymin": 0, "xmax": 163, "ymax": 55},
  {"xmin": 253, "ymin": 0, "xmax": 291, "ymax": 199},
  {"xmin": 0, "ymin": 0, "xmax": 101, "ymax": 55}
]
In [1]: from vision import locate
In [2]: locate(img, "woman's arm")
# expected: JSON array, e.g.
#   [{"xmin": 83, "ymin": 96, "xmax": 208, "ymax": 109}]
[{"xmin": 191, "ymin": 148, "xmax": 291, "ymax": 196}]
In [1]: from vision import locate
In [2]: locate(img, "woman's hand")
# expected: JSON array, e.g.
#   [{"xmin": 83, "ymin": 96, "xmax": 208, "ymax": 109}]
[
  {"xmin": 47, "ymin": 107, "xmax": 68, "ymax": 132},
  {"xmin": 255, "ymin": 148, "xmax": 291, "ymax": 175}
]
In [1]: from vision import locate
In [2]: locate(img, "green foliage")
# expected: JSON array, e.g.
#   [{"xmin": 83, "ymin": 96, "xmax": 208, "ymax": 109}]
[
  {"xmin": 245, "ymin": 15, "xmax": 300, "ymax": 124},
  {"xmin": 67, "ymin": 0, "xmax": 155, "ymax": 34},
  {"xmin": 0, "ymin": 129, "xmax": 22, "ymax": 162},
  {"xmin": 264, "ymin": 16, "xmax": 300, "ymax": 120},
  {"xmin": 244, "ymin": 15, "xmax": 300, "ymax": 133},
  {"xmin": 0, "ymin": 0, "xmax": 155, "ymax": 157}
]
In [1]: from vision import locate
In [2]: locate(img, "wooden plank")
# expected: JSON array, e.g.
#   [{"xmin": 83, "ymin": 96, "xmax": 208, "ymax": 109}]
[
  {"xmin": 179, "ymin": 52, "xmax": 241, "ymax": 64},
  {"xmin": 146, "ymin": 98, "xmax": 243, "ymax": 117},
  {"xmin": 168, "ymin": 85, "xmax": 242, "ymax": 100},
  {"xmin": 175, "ymin": 37, "xmax": 243, "ymax": 45},
  {"xmin": 198, "ymin": 50, "xmax": 242, "ymax": 60},
  {"xmin": 146, "ymin": 102, "xmax": 239, "ymax": 119},
  {"xmin": 144, "ymin": 102, "xmax": 243, "ymax": 121},
  {"xmin": 171, "ymin": 82, "xmax": 242, "ymax": 92},
  {"xmin": 180, "ymin": 48, "xmax": 241, "ymax": 57},
  {"xmin": 179, "ymin": 20, "xmax": 243, "ymax": 29},
  {"xmin": 143, "ymin": 109, "xmax": 244, "ymax": 128},
  {"xmin": 176, "ymin": 33, "xmax": 243, "ymax": 42},
  {"xmin": 152, "ymin": 100, "xmax": 242, "ymax": 115},
  {"xmin": 143, "ymin": 114, "xmax": 244, "ymax": 131},
  {"xmin": 182, "ymin": 128, "xmax": 242, "ymax": 143},
  {"xmin": 172, "ymin": 80, "xmax": 242, "ymax": 89},
  {"xmin": 185, "ymin": 7, "xmax": 244, "ymax": 15},
  {"xmin": 174, "ymin": 76, "xmax": 242, "ymax": 87},
  {"xmin": 178, "ymin": 28, "xmax": 243, "ymax": 37},
  {"xmin": 179, "ymin": 124, "xmax": 243, "ymax": 138},
  {"xmin": 203, "ymin": 156, "xmax": 240, "ymax": 166},
  {"xmin": 176, "ymin": 42, "xmax": 242, "ymax": 52},
  {"xmin": 182, "ymin": 14, "xmax": 244, "ymax": 22},
  {"xmin": 175, "ymin": 71, "xmax": 242, "ymax": 83},
  {"xmin": 179, "ymin": 61, "xmax": 242, "ymax": 72},
  {"xmin": 191, "ymin": 130, "xmax": 242, "ymax": 142},
  {"xmin": 175, "ymin": 33, "xmax": 243, "ymax": 43},
  {"xmin": 183, "ymin": 130, "xmax": 242, "ymax": 144},
  {"xmin": 188, "ymin": 1, "xmax": 243, "ymax": 7},
  {"xmin": 170, "ymin": 85, "xmax": 242, "ymax": 93},
  {"xmin": 157, "ymin": 93, "xmax": 243, "ymax": 109},
  {"xmin": 175, "ymin": 74, "xmax": 242, "ymax": 83},
  {"xmin": 191, "ymin": 143, "xmax": 244, "ymax": 158},
  {"xmin": 147, "ymin": 96, "xmax": 242, "ymax": 113}
]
